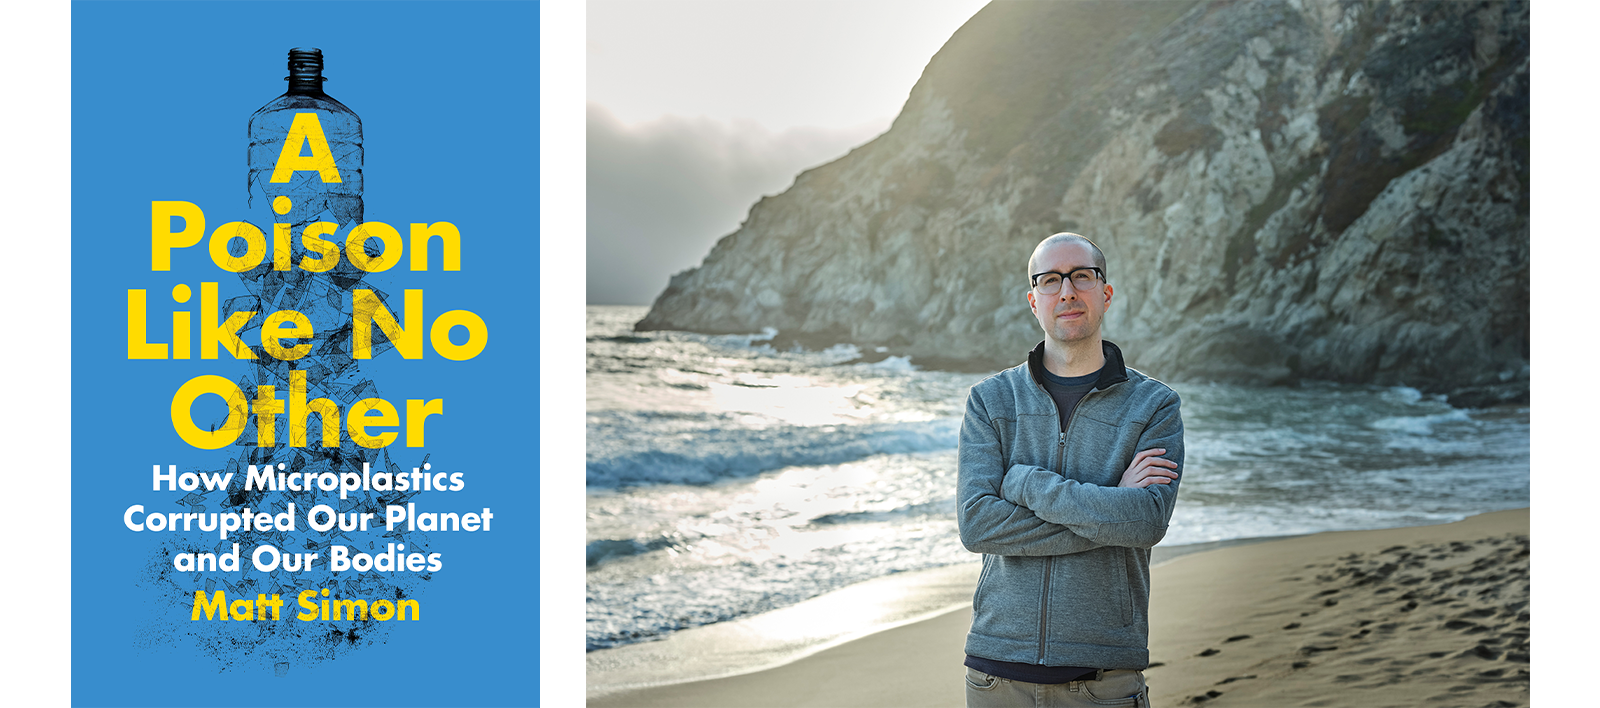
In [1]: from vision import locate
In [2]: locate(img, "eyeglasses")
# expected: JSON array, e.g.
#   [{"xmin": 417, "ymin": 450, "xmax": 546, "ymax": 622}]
[{"xmin": 1030, "ymin": 267, "xmax": 1105, "ymax": 295}]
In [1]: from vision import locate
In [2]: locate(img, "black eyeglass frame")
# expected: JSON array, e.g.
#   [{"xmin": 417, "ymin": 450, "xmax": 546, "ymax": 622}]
[{"xmin": 1030, "ymin": 266, "xmax": 1106, "ymax": 292}]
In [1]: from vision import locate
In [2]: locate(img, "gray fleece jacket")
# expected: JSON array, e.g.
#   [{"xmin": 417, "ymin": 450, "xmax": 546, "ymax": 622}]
[{"xmin": 957, "ymin": 340, "xmax": 1183, "ymax": 670}]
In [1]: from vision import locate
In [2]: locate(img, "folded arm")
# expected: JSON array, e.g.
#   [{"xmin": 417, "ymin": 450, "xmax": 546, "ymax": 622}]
[
  {"xmin": 998, "ymin": 390, "xmax": 1183, "ymax": 549},
  {"xmin": 956, "ymin": 392, "xmax": 1105, "ymax": 557}
]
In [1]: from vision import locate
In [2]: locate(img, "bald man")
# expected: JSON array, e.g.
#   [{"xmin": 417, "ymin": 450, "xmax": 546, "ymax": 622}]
[{"xmin": 956, "ymin": 233, "xmax": 1183, "ymax": 708}]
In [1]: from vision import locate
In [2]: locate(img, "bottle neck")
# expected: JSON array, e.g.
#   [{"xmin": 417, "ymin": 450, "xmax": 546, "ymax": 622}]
[
  {"xmin": 286, "ymin": 49, "xmax": 327, "ymax": 96},
  {"xmin": 287, "ymin": 77, "xmax": 326, "ymax": 95}
]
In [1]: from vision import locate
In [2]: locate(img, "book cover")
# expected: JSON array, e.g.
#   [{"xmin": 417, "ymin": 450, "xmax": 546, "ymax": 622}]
[{"xmin": 71, "ymin": 2, "xmax": 539, "ymax": 705}]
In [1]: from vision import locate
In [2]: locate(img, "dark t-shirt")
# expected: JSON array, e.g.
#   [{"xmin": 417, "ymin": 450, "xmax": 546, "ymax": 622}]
[
  {"xmin": 965, "ymin": 365, "xmax": 1104, "ymax": 683},
  {"xmin": 1039, "ymin": 367, "xmax": 1099, "ymax": 431},
  {"xmin": 964, "ymin": 655, "xmax": 1099, "ymax": 684}
]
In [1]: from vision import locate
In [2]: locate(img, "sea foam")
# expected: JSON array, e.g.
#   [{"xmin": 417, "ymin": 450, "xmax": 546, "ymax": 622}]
[{"xmin": 587, "ymin": 417, "xmax": 959, "ymax": 487}]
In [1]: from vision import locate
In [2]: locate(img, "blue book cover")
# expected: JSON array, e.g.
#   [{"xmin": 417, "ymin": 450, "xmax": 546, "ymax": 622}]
[{"xmin": 71, "ymin": 2, "xmax": 539, "ymax": 705}]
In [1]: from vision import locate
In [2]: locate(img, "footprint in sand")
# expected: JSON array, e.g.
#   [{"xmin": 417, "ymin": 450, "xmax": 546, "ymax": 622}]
[
  {"xmin": 1476, "ymin": 668, "xmax": 1507, "ymax": 680},
  {"xmin": 1443, "ymin": 619, "xmax": 1486, "ymax": 632}
]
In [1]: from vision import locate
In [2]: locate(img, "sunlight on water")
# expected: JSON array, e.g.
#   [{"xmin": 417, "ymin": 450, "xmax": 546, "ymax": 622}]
[{"xmin": 708, "ymin": 376, "xmax": 869, "ymax": 426}]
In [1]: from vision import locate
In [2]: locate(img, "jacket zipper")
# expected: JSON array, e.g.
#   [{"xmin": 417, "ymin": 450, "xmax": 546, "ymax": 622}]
[{"xmin": 1036, "ymin": 380, "xmax": 1100, "ymax": 665}]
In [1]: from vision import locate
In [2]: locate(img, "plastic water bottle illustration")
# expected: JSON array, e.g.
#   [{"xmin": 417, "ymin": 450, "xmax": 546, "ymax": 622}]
[
  {"xmin": 234, "ymin": 47, "xmax": 414, "ymax": 630},
  {"xmin": 248, "ymin": 47, "xmax": 363, "ymax": 247},
  {"xmin": 140, "ymin": 45, "xmax": 428, "ymax": 673},
  {"xmin": 238, "ymin": 46, "xmax": 379, "ymax": 435}
]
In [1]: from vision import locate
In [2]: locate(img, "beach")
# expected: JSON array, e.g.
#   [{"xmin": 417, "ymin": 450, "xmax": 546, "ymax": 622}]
[
  {"xmin": 584, "ymin": 306, "xmax": 1529, "ymax": 659},
  {"xmin": 588, "ymin": 508, "xmax": 1529, "ymax": 707}
]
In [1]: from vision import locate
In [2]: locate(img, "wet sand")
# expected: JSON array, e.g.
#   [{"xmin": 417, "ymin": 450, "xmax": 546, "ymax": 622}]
[{"xmin": 589, "ymin": 508, "xmax": 1528, "ymax": 707}]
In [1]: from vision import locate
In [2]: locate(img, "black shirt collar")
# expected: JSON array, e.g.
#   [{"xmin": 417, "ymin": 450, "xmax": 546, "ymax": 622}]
[{"xmin": 1027, "ymin": 340, "xmax": 1129, "ymax": 392}]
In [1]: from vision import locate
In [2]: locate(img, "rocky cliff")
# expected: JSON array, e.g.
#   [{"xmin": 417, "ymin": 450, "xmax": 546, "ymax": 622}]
[{"xmin": 636, "ymin": 0, "xmax": 1529, "ymax": 406}]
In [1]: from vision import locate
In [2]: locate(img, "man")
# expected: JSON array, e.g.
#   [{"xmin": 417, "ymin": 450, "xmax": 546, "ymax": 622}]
[{"xmin": 957, "ymin": 233, "xmax": 1183, "ymax": 707}]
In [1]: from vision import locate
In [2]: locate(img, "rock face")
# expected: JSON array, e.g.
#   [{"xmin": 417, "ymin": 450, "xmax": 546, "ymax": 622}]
[{"xmin": 636, "ymin": 0, "xmax": 1529, "ymax": 405}]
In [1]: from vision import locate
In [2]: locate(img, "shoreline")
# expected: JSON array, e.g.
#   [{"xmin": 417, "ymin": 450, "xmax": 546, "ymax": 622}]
[
  {"xmin": 588, "ymin": 508, "xmax": 1529, "ymax": 707},
  {"xmin": 586, "ymin": 534, "xmax": 1294, "ymax": 699},
  {"xmin": 586, "ymin": 562, "xmax": 981, "ymax": 699}
]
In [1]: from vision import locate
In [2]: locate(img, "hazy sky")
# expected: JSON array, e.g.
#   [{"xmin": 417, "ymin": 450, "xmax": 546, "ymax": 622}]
[{"xmin": 587, "ymin": 0, "xmax": 991, "ymax": 305}]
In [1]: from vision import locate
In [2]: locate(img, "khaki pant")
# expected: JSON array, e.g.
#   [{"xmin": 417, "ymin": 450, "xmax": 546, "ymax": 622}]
[{"xmin": 965, "ymin": 667, "xmax": 1150, "ymax": 707}]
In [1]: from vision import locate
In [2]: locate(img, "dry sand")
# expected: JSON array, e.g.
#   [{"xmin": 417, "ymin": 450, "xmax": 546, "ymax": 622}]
[
  {"xmin": 1145, "ymin": 507, "xmax": 1528, "ymax": 707},
  {"xmin": 589, "ymin": 508, "xmax": 1529, "ymax": 707}
]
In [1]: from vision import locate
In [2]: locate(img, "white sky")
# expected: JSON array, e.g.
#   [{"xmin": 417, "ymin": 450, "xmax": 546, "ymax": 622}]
[
  {"xmin": 586, "ymin": 0, "xmax": 994, "ymax": 305},
  {"xmin": 588, "ymin": 0, "xmax": 992, "ymax": 132}
]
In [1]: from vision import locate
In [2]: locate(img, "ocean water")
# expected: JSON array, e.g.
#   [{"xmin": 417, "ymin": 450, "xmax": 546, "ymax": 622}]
[{"xmin": 585, "ymin": 305, "xmax": 1529, "ymax": 652}]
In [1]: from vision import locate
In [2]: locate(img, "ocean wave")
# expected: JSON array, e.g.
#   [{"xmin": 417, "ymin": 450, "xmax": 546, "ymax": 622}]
[
  {"xmin": 1370, "ymin": 409, "xmax": 1472, "ymax": 435},
  {"xmin": 858, "ymin": 355, "xmax": 918, "ymax": 372},
  {"xmin": 1382, "ymin": 385, "xmax": 1426, "ymax": 405},
  {"xmin": 585, "ymin": 518, "xmax": 971, "ymax": 651},
  {"xmin": 587, "ymin": 419, "xmax": 959, "ymax": 488},
  {"xmin": 819, "ymin": 343, "xmax": 863, "ymax": 362},
  {"xmin": 586, "ymin": 538, "xmax": 676, "ymax": 567},
  {"xmin": 586, "ymin": 334, "xmax": 655, "ymax": 344},
  {"xmin": 807, "ymin": 499, "xmax": 954, "ymax": 525}
]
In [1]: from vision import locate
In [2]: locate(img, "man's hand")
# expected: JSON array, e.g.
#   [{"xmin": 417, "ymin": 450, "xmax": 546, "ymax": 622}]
[{"xmin": 1119, "ymin": 448, "xmax": 1179, "ymax": 488}]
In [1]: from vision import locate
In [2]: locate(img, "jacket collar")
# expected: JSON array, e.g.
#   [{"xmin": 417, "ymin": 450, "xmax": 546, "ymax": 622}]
[{"xmin": 1027, "ymin": 340, "xmax": 1129, "ymax": 392}]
